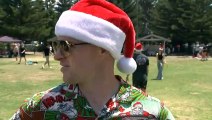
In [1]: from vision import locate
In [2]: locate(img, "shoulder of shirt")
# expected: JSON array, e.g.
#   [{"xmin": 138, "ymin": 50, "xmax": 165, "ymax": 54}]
[
  {"xmin": 128, "ymin": 86, "xmax": 164, "ymax": 105},
  {"xmin": 122, "ymin": 85, "xmax": 168, "ymax": 113},
  {"xmin": 141, "ymin": 53, "xmax": 149, "ymax": 59},
  {"xmin": 21, "ymin": 83, "xmax": 76, "ymax": 112},
  {"xmin": 123, "ymin": 84, "xmax": 162, "ymax": 103}
]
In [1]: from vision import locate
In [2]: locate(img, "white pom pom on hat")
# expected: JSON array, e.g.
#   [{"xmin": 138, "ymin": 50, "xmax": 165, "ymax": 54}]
[
  {"xmin": 117, "ymin": 56, "xmax": 137, "ymax": 74},
  {"xmin": 55, "ymin": 0, "xmax": 137, "ymax": 74}
]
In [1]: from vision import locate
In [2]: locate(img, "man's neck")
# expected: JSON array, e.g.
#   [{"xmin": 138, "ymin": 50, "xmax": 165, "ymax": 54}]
[{"xmin": 78, "ymin": 72, "xmax": 120, "ymax": 115}]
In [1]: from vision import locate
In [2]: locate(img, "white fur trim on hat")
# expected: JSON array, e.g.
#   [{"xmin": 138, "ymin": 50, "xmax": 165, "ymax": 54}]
[
  {"xmin": 55, "ymin": 10, "xmax": 125, "ymax": 60},
  {"xmin": 117, "ymin": 56, "xmax": 137, "ymax": 74},
  {"xmin": 134, "ymin": 48, "xmax": 143, "ymax": 53}
]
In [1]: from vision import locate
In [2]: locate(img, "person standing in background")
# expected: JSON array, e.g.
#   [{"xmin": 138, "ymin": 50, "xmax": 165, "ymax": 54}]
[
  {"xmin": 132, "ymin": 43, "xmax": 149, "ymax": 93},
  {"xmin": 156, "ymin": 47, "xmax": 166, "ymax": 80},
  {"xmin": 13, "ymin": 44, "xmax": 19, "ymax": 61},
  {"xmin": 42, "ymin": 44, "xmax": 51, "ymax": 69},
  {"xmin": 18, "ymin": 43, "xmax": 26, "ymax": 64}
]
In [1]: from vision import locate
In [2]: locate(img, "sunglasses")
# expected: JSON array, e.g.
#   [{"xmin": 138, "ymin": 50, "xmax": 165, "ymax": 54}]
[{"xmin": 52, "ymin": 40, "xmax": 89, "ymax": 56}]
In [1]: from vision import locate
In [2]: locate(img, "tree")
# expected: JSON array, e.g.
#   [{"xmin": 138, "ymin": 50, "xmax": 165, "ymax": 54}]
[
  {"xmin": 0, "ymin": 0, "xmax": 17, "ymax": 36},
  {"xmin": 108, "ymin": 0, "xmax": 157, "ymax": 40},
  {"xmin": 0, "ymin": 0, "xmax": 33, "ymax": 40},
  {"xmin": 150, "ymin": 0, "xmax": 212, "ymax": 45},
  {"xmin": 0, "ymin": 0, "xmax": 56, "ymax": 43},
  {"xmin": 138, "ymin": 0, "xmax": 157, "ymax": 37},
  {"xmin": 44, "ymin": 0, "xmax": 57, "ymax": 40},
  {"xmin": 55, "ymin": 0, "xmax": 79, "ymax": 17},
  {"xmin": 190, "ymin": 0, "xmax": 212, "ymax": 44},
  {"xmin": 27, "ymin": 0, "xmax": 52, "ymax": 42},
  {"xmin": 108, "ymin": 0, "xmax": 142, "ymax": 39}
]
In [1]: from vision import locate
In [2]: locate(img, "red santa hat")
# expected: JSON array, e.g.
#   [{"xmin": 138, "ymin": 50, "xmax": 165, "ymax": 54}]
[
  {"xmin": 133, "ymin": 102, "xmax": 142, "ymax": 107},
  {"xmin": 55, "ymin": 0, "xmax": 137, "ymax": 74},
  {"xmin": 135, "ymin": 43, "xmax": 143, "ymax": 52}
]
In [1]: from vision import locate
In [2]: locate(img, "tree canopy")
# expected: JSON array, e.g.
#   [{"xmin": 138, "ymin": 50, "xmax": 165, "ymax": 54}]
[
  {"xmin": 150, "ymin": 0, "xmax": 212, "ymax": 44},
  {"xmin": 0, "ymin": 0, "xmax": 211, "ymax": 45}
]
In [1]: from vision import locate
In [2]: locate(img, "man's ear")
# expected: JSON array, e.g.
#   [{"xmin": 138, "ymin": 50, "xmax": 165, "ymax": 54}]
[
  {"xmin": 99, "ymin": 48, "xmax": 111, "ymax": 57},
  {"xmin": 100, "ymin": 48, "xmax": 107, "ymax": 54}
]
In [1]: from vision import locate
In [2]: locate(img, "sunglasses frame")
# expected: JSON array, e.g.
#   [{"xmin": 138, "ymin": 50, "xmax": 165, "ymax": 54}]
[{"xmin": 52, "ymin": 40, "xmax": 89, "ymax": 56}]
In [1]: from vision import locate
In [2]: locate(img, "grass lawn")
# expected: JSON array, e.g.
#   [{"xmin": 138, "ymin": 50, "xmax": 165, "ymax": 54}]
[{"xmin": 0, "ymin": 53, "xmax": 212, "ymax": 120}]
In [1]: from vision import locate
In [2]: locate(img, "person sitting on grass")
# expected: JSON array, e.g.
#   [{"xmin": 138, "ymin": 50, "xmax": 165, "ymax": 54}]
[{"xmin": 201, "ymin": 46, "xmax": 208, "ymax": 61}]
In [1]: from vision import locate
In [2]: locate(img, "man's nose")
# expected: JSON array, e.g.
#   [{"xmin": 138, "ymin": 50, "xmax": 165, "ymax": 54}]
[{"xmin": 54, "ymin": 50, "xmax": 64, "ymax": 61}]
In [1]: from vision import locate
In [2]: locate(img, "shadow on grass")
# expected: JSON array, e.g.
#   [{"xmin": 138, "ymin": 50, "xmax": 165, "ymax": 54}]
[{"xmin": 151, "ymin": 78, "xmax": 162, "ymax": 80}]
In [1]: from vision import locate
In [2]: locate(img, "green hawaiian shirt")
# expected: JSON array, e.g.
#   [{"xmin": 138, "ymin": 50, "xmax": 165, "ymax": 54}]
[{"xmin": 10, "ymin": 76, "xmax": 175, "ymax": 120}]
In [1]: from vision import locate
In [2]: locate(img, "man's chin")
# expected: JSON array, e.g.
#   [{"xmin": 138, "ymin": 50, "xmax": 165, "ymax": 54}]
[{"xmin": 63, "ymin": 78, "xmax": 75, "ymax": 84}]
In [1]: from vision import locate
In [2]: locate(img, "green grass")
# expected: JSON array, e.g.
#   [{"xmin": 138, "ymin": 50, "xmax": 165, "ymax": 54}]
[{"xmin": 0, "ymin": 54, "xmax": 212, "ymax": 120}]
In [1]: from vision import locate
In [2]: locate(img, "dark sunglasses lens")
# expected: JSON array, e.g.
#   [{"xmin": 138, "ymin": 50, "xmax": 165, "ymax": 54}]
[
  {"xmin": 60, "ymin": 41, "xmax": 70, "ymax": 52},
  {"xmin": 52, "ymin": 42, "xmax": 58, "ymax": 51},
  {"xmin": 52, "ymin": 41, "xmax": 69, "ymax": 51}
]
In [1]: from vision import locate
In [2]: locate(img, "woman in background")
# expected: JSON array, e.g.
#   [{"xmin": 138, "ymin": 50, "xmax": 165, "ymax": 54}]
[{"xmin": 156, "ymin": 47, "xmax": 166, "ymax": 80}]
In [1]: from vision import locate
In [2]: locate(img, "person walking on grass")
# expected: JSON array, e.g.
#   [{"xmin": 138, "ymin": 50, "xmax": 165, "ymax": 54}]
[
  {"xmin": 18, "ymin": 43, "xmax": 26, "ymax": 64},
  {"xmin": 13, "ymin": 43, "xmax": 19, "ymax": 61},
  {"xmin": 42, "ymin": 44, "xmax": 52, "ymax": 69},
  {"xmin": 10, "ymin": 0, "xmax": 174, "ymax": 119}
]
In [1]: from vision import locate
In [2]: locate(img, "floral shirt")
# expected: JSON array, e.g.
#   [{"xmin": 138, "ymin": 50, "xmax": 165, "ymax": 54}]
[{"xmin": 10, "ymin": 76, "xmax": 175, "ymax": 120}]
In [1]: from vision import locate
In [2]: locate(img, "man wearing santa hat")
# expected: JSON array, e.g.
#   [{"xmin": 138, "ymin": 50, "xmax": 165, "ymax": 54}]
[
  {"xmin": 10, "ymin": 0, "xmax": 174, "ymax": 119},
  {"xmin": 132, "ymin": 42, "xmax": 149, "ymax": 93}
]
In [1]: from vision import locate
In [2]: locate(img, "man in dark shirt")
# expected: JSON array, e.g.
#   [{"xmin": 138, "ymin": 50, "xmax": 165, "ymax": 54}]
[
  {"xmin": 18, "ymin": 44, "xmax": 27, "ymax": 64},
  {"xmin": 42, "ymin": 44, "xmax": 51, "ymax": 69},
  {"xmin": 132, "ymin": 43, "xmax": 149, "ymax": 93}
]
